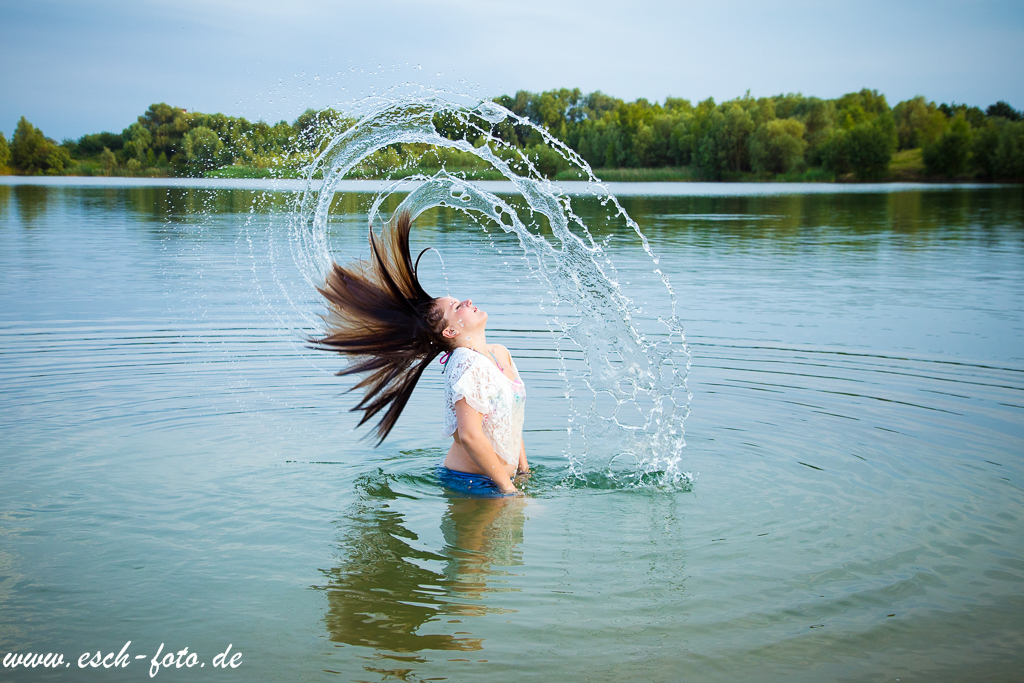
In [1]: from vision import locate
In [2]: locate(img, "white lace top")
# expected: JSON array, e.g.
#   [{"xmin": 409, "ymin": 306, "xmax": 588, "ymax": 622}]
[{"xmin": 443, "ymin": 347, "xmax": 526, "ymax": 466}]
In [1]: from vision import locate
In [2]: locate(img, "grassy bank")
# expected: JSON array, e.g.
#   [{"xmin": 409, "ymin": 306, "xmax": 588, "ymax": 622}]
[
  {"xmin": 887, "ymin": 149, "xmax": 926, "ymax": 181},
  {"xmin": 555, "ymin": 167, "xmax": 698, "ymax": 182},
  {"xmin": 204, "ymin": 165, "xmax": 300, "ymax": 179}
]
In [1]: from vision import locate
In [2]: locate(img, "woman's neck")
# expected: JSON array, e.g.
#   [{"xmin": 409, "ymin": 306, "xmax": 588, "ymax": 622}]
[{"xmin": 457, "ymin": 330, "xmax": 488, "ymax": 353}]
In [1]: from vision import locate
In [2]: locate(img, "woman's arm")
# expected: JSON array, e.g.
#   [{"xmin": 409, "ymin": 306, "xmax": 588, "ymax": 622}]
[
  {"xmin": 454, "ymin": 398, "xmax": 518, "ymax": 495},
  {"xmin": 490, "ymin": 344, "xmax": 528, "ymax": 475}
]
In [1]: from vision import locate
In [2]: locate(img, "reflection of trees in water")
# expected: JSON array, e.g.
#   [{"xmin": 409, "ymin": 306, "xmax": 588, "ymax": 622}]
[
  {"xmin": 600, "ymin": 190, "xmax": 1024, "ymax": 248},
  {"xmin": 12, "ymin": 186, "xmax": 50, "ymax": 226},
  {"xmin": 318, "ymin": 473, "xmax": 525, "ymax": 658}
]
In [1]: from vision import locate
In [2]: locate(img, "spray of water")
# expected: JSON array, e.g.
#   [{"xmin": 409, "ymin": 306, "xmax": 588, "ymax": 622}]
[{"xmin": 290, "ymin": 94, "xmax": 692, "ymax": 487}]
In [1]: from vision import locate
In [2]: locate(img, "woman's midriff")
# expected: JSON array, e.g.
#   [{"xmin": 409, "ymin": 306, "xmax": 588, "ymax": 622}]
[{"xmin": 443, "ymin": 439, "xmax": 518, "ymax": 479}]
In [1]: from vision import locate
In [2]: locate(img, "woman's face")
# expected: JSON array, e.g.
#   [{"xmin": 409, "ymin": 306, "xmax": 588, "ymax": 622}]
[{"xmin": 436, "ymin": 295, "xmax": 487, "ymax": 340}]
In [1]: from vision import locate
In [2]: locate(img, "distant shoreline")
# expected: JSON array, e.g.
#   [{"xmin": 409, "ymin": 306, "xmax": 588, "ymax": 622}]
[
  {"xmin": 1, "ymin": 175, "xmax": 1010, "ymax": 197},
  {"xmin": 4, "ymin": 91, "xmax": 1022, "ymax": 184}
]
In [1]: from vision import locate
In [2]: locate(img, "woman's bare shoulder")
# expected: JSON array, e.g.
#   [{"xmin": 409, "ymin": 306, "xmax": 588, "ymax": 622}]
[{"xmin": 488, "ymin": 343, "xmax": 514, "ymax": 365}]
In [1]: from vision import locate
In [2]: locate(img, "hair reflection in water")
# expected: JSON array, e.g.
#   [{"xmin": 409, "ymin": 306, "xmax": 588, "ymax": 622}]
[{"xmin": 317, "ymin": 472, "xmax": 525, "ymax": 658}]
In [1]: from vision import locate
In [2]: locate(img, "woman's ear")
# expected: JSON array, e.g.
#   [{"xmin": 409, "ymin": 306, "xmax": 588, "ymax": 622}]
[{"xmin": 442, "ymin": 327, "xmax": 458, "ymax": 339}]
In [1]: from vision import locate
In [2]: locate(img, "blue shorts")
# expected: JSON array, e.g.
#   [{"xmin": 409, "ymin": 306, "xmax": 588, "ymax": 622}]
[{"xmin": 435, "ymin": 466, "xmax": 511, "ymax": 497}]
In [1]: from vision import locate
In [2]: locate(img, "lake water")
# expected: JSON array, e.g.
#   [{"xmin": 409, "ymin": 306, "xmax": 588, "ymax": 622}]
[{"xmin": 1, "ymin": 179, "xmax": 1022, "ymax": 682}]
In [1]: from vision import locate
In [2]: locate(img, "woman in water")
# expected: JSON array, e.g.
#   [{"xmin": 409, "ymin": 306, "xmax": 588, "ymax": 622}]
[{"xmin": 313, "ymin": 211, "xmax": 528, "ymax": 495}]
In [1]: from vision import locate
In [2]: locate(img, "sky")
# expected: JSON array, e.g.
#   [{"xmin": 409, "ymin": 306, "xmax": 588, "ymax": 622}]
[{"xmin": 2, "ymin": 0, "xmax": 1023, "ymax": 140}]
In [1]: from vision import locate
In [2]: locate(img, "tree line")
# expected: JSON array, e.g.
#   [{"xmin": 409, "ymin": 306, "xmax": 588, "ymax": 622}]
[
  {"xmin": 1, "ymin": 91, "xmax": 1022, "ymax": 181},
  {"xmin": 491, "ymin": 89, "xmax": 1023, "ymax": 181},
  {"xmin": 0, "ymin": 104, "xmax": 355, "ymax": 179}
]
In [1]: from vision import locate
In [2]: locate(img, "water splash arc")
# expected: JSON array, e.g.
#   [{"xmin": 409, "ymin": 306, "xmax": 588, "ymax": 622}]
[{"xmin": 290, "ymin": 95, "xmax": 692, "ymax": 486}]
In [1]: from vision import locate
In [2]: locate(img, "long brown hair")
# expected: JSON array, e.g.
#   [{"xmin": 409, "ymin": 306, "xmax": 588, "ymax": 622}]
[{"xmin": 312, "ymin": 211, "xmax": 452, "ymax": 443}]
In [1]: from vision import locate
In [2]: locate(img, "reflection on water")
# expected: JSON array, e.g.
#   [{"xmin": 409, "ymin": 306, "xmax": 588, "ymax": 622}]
[
  {"xmin": 441, "ymin": 495, "xmax": 525, "ymax": 604},
  {"xmin": 2, "ymin": 183, "xmax": 1020, "ymax": 247},
  {"xmin": 12, "ymin": 185, "xmax": 51, "ymax": 226},
  {"xmin": 319, "ymin": 472, "xmax": 525, "ymax": 659},
  {"xmin": 590, "ymin": 189, "xmax": 1024, "ymax": 245}
]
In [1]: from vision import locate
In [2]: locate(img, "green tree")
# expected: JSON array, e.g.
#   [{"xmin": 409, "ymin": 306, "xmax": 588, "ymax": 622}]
[
  {"xmin": 745, "ymin": 95, "xmax": 776, "ymax": 128},
  {"xmin": 938, "ymin": 103, "xmax": 985, "ymax": 128},
  {"xmin": 525, "ymin": 143, "xmax": 568, "ymax": 178},
  {"xmin": 792, "ymin": 98, "xmax": 835, "ymax": 164},
  {"xmin": 293, "ymin": 108, "xmax": 350, "ymax": 153},
  {"xmin": 493, "ymin": 91, "xmax": 539, "ymax": 148},
  {"xmin": 0, "ymin": 132, "xmax": 10, "ymax": 170},
  {"xmin": 648, "ymin": 113, "xmax": 678, "ymax": 167},
  {"xmin": 971, "ymin": 119, "xmax": 1000, "ymax": 179},
  {"xmin": 822, "ymin": 116, "xmax": 895, "ymax": 181},
  {"xmin": 836, "ymin": 89, "xmax": 891, "ymax": 119},
  {"xmin": 749, "ymin": 118, "xmax": 807, "ymax": 174},
  {"xmin": 122, "ymin": 122, "xmax": 153, "ymax": 162},
  {"xmin": 630, "ymin": 121, "xmax": 656, "ymax": 167},
  {"xmin": 992, "ymin": 121, "xmax": 1024, "ymax": 179},
  {"xmin": 893, "ymin": 96, "xmax": 947, "ymax": 150},
  {"xmin": 137, "ymin": 103, "xmax": 189, "ymax": 160},
  {"xmin": 535, "ymin": 88, "xmax": 584, "ymax": 140},
  {"xmin": 971, "ymin": 118, "xmax": 1024, "ymax": 180},
  {"xmin": 609, "ymin": 99, "xmax": 662, "ymax": 167},
  {"xmin": 75, "ymin": 131, "xmax": 123, "ymax": 157},
  {"xmin": 663, "ymin": 97, "xmax": 693, "ymax": 114},
  {"xmin": 923, "ymin": 114, "xmax": 972, "ymax": 177},
  {"xmin": 772, "ymin": 93, "xmax": 805, "ymax": 120},
  {"xmin": 976, "ymin": 119, "xmax": 1024, "ymax": 180},
  {"xmin": 100, "ymin": 147, "xmax": 118, "ymax": 176},
  {"xmin": 575, "ymin": 118, "xmax": 611, "ymax": 167},
  {"xmin": 985, "ymin": 101, "xmax": 1022, "ymax": 121},
  {"xmin": 688, "ymin": 101, "xmax": 759, "ymax": 178},
  {"xmin": 182, "ymin": 126, "xmax": 224, "ymax": 175},
  {"xmin": 10, "ymin": 117, "xmax": 68, "ymax": 175},
  {"xmin": 45, "ymin": 146, "xmax": 71, "ymax": 175},
  {"xmin": 718, "ymin": 103, "xmax": 755, "ymax": 173},
  {"xmin": 688, "ymin": 100, "xmax": 722, "ymax": 179},
  {"xmin": 667, "ymin": 116, "xmax": 694, "ymax": 166}
]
